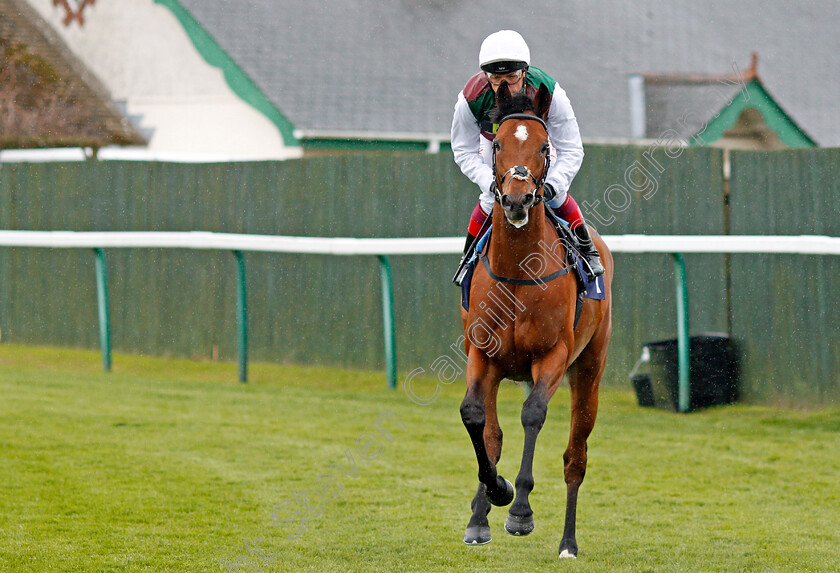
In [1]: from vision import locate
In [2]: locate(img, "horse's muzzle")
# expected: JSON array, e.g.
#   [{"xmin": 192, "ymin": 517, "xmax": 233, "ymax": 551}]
[{"xmin": 500, "ymin": 192, "xmax": 535, "ymax": 228}]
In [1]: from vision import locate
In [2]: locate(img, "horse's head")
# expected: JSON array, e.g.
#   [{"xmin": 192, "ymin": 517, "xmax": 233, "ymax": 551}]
[{"xmin": 492, "ymin": 82, "xmax": 552, "ymax": 229}]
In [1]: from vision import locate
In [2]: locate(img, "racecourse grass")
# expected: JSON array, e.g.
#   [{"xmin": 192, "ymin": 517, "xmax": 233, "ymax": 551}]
[{"xmin": 1, "ymin": 344, "xmax": 839, "ymax": 572}]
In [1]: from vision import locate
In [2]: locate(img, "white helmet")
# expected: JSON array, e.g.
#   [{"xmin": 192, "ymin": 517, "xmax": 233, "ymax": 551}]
[{"xmin": 478, "ymin": 30, "xmax": 531, "ymax": 74}]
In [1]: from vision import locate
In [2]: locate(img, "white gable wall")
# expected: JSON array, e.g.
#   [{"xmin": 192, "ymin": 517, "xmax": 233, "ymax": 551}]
[{"xmin": 24, "ymin": 0, "xmax": 300, "ymax": 160}]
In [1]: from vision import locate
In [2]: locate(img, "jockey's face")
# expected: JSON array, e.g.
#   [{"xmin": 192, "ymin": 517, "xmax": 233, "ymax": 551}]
[{"xmin": 487, "ymin": 69, "xmax": 525, "ymax": 94}]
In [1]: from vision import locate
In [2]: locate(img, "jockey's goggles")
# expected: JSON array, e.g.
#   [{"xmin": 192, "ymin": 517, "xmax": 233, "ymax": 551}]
[{"xmin": 486, "ymin": 69, "xmax": 524, "ymax": 85}]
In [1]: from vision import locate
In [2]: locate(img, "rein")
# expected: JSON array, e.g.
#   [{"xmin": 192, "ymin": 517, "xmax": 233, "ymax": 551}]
[{"xmin": 475, "ymin": 213, "xmax": 575, "ymax": 287}]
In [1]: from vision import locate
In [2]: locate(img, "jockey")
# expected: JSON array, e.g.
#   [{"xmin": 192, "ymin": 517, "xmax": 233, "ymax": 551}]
[{"xmin": 451, "ymin": 30, "xmax": 605, "ymax": 282}]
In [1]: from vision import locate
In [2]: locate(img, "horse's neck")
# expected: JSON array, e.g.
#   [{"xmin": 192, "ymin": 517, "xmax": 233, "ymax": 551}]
[{"xmin": 489, "ymin": 207, "xmax": 555, "ymax": 277}]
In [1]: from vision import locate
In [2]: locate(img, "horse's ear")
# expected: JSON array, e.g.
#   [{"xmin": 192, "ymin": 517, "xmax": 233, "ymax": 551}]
[
  {"xmin": 496, "ymin": 81, "xmax": 512, "ymax": 109},
  {"xmin": 534, "ymin": 83, "xmax": 551, "ymax": 120}
]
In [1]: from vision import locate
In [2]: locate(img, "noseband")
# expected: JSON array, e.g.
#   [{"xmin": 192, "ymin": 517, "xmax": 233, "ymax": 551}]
[{"xmin": 492, "ymin": 113, "xmax": 553, "ymax": 205}]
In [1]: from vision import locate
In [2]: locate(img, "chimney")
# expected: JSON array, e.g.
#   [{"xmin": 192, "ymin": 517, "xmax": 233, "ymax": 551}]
[{"xmin": 628, "ymin": 74, "xmax": 646, "ymax": 139}]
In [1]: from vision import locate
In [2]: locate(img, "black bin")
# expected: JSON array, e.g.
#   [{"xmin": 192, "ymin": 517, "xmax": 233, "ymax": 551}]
[
  {"xmin": 638, "ymin": 334, "xmax": 738, "ymax": 412},
  {"xmin": 630, "ymin": 374, "xmax": 655, "ymax": 407}
]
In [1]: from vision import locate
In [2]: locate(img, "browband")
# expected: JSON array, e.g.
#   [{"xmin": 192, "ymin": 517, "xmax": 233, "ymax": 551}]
[{"xmin": 497, "ymin": 113, "xmax": 547, "ymax": 131}]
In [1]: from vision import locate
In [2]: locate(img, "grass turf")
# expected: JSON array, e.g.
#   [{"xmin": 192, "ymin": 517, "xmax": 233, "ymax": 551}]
[{"xmin": 1, "ymin": 344, "xmax": 838, "ymax": 572}]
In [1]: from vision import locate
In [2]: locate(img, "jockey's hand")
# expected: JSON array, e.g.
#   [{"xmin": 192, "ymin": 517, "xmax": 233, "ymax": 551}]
[{"xmin": 543, "ymin": 182, "xmax": 557, "ymax": 202}]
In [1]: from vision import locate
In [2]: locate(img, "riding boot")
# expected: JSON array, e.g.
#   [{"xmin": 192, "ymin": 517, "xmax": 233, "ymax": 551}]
[
  {"xmin": 452, "ymin": 231, "xmax": 478, "ymax": 286},
  {"xmin": 572, "ymin": 223, "xmax": 605, "ymax": 277},
  {"xmin": 463, "ymin": 231, "xmax": 478, "ymax": 255}
]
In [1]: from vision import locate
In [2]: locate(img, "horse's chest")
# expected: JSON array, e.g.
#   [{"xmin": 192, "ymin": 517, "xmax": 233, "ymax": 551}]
[
  {"xmin": 510, "ymin": 307, "xmax": 562, "ymax": 355},
  {"xmin": 469, "ymin": 294, "xmax": 561, "ymax": 360}
]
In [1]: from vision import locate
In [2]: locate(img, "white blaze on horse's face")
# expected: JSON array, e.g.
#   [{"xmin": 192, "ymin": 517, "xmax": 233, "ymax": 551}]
[{"xmin": 514, "ymin": 125, "xmax": 528, "ymax": 142}]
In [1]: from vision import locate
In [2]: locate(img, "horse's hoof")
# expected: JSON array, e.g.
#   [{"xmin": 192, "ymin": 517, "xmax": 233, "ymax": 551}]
[
  {"xmin": 504, "ymin": 512, "xmax": 534, "ymax": 536},
  {"xmin": 487, "ymin": 478, "xmax": 514, "ymax": 507},
  {"xmin": 559, "ymin": 538, "xmax": 578, "ymax": 559},
  {"xmin": 463, "ymin": 525, "xmax": 491, "ymax": 545}
]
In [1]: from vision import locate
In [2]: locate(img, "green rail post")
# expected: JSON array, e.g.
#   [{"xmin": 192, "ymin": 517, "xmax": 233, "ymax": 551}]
[
  {"xmin": 377, "ymin": 255, "xmax": 397, "ymax": 390},
  {"xmin": 672, "ymin": 253, "xmax": 690, "ymax": 413},
  {"xmin": 93, "ymin": 248, "xmax": 112, "ymax": 372},
  {"xmin": 233, "ymin": 250, "xmax": 248, "ymax": 383}
]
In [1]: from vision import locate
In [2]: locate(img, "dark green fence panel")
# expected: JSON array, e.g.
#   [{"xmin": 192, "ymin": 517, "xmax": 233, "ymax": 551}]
[
  {"xmin": 729, "ymin": 148, "xmax": 840, "ymax": 406},
  {"xmin": 0, "ymin": 146, "xmax": 734, "ymax": 395},
  {"xmin": 0, "ymin": 156, "xmax": 474, "ymax": 372},
  {"xmin": 569, "ymin": 145, "xmax": 727, "ymax": 387}
]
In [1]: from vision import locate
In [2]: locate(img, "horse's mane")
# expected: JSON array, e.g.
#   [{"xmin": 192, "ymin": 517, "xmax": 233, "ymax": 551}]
[{"xmin": 493, "ymin": 86, "xmax": 538, "ymax": 123}]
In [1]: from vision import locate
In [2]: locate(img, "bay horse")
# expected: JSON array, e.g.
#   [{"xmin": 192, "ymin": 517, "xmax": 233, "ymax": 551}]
[{"xmin": 459, "ymin": 81, "xmax": 613, "ymax": 558}]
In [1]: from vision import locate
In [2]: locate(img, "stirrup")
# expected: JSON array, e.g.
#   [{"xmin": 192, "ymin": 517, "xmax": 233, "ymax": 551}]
[
  {"xmin": 582, "ymin": 252, "xmax": 605, "ymax": 277},
  {"xmin": 453, "ymin": 232, "xmax": 479, "ymax": 286},
  {"xmin": 453, "ymin": 255, "xmax": 470, "ymax": 286}
]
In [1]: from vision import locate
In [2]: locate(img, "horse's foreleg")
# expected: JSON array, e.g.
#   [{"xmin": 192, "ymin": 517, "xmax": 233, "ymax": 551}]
[
  {"xmin": 461, "ymin": 361, "xmax": 511, "ymax": 545},
  {"xmin": 559, "ymin": 335, "xmax": 607, "ymax": 559},
  {"xmin": 464, "ymin": 387, "xmax": 505, "ymax": 545},
  {"xmin": 505, "ymin": 347, "xmax": 568, "ymax": 537},
  {"xmin": 461, "ymin": 378, "xmax": 513, "ymax": 505}
]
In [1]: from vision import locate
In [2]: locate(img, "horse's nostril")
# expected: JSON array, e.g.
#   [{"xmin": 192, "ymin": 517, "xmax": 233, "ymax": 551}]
[
  {"xmin": 501, "ymin": 195, "xmax": 511, "ymax": 208},
  {"xmin": 523, "ymin": 193, "xmax": 533, "ymax": 206}
]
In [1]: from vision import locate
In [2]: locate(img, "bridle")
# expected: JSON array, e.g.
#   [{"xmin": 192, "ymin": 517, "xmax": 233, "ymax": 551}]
[
  {"xmin": 491, "ymin": 113, "xmax": 553, "ymax": 206},
  {"xmin": 479, "ymin": 112, "xmax": 574, "ymax": 287}
]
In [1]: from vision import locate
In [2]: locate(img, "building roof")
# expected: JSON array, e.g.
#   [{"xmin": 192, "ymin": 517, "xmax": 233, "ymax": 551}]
[
  {"xmin": 172, "ymin": 0, "xmax": 840, "ymax": 148},
  {"xmin": 643, "ymin": 54, "xmax": 816, "ymax": 148},
  {"xmin": 0, "ymin": 0, "xmax": 145, "ymax": 149}
]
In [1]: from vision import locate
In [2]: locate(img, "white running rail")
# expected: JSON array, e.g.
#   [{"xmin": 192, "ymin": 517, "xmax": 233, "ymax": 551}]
[{"xmin": 1, "ymin": 231, "xmax": 839, "ymax": 255}]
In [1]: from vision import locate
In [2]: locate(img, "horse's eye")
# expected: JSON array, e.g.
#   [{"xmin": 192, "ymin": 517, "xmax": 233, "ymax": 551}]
[
  {"xmin": 493, "ymin": 140, "xmax": 501, "ymax": 151},
  {"xmin": 541, "ymin": 143, "xmax": 550, "ymax": 155}
]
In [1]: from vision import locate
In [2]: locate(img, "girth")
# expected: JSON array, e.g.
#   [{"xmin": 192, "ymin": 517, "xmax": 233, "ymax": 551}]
[{"xmin": 477, "ymin": 251, "xmax": 574, "ymax": 287}]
